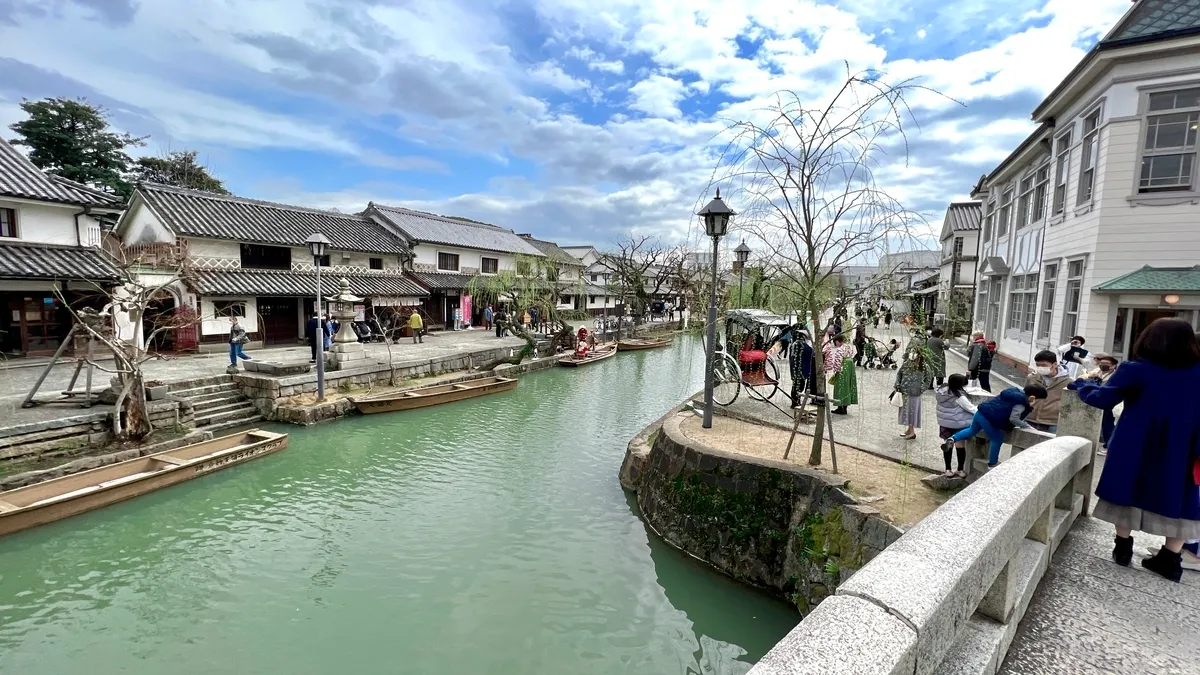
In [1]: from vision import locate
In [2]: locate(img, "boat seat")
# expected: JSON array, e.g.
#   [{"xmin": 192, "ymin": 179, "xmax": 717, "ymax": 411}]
[
  {"xmin": 0, "ymin": 500, "xmax": 18, "ymax": 513},
  {"xmin": 98, "ymin": 471, "xmax": 158, "ymax": 489},
  {"xmin": 154, "ymin": 455, "xmax": 188, "ymax": 466}
]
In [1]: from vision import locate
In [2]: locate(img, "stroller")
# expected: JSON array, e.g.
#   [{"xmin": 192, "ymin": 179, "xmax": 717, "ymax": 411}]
[{"xmin": 863, "ymin": 338, "xmax": 900, "ymax": 369}]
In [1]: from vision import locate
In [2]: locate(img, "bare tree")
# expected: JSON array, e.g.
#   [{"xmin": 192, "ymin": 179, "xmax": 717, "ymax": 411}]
[
  {"xmin": 711, "ymin": 68, "xmax": 943, "ymax": 466},
  {"xmin": 600, "ymin": 235, "xmax": 685, "ymax": 329}
]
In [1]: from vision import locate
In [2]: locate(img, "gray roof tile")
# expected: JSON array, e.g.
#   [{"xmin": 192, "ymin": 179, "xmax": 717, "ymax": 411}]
[
  {"xmin": 412, "ymin": 271, "xmax": 480, "ymax": 290},
  {"xmin": 189, "ymin": 269, "xmax": 427, "ymax": 298},
  {"xmin": 368, "ymin": 204, "xmax": 544, "ymax": 256},
  {"xmin": 0, "ymin": 139, "xmax": 122, "ymax": 207},
  {"xmin": 138, "ymin": 183, "xmax": 409, "ymax": 255},
  {"xmin": 518, "ymin": 234, "xmax": 583, "ymax": 265},
  {"xmin": 0, "ymin": 242, "xmax": 122, "ymax": 282}
]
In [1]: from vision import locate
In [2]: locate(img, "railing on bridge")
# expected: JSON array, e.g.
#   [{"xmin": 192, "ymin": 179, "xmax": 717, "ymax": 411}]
[{"xmin": 750, "ymin": 390, "xmax": 1103, "ymax": 675}]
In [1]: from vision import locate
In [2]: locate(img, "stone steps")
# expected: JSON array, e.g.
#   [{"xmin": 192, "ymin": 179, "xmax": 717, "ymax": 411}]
[
  {"xmin": 190, "ymin": 390, "xmax": 246, "ymax": 409},
  {"xmin": 194, "ymin": 406, "xmax": 261, "ymax": 429},
  {"xmin": 167, "ymin": 375, "xmax": 234, "ymax": 393},
  {"xmin": 173, "ymin": 381, "xmax": 239, "ymax": 399},
  {"xmin": 193, "ymin": 400, "xmax": 255, "ymax": 417}
]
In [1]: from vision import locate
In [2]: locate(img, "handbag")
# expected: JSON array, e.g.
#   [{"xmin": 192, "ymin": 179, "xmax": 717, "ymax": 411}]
[{"xmin": 888, "ymin": 390, "xmax": 905, "ymax": 408}]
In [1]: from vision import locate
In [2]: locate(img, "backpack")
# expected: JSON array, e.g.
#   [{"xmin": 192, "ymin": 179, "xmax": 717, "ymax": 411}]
[{"xmin": 977, "ymin": 344, "xmax": 993, "ymax": 370}]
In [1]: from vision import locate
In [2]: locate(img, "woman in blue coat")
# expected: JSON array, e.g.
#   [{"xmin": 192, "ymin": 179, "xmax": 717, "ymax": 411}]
[{"xmin": 1069, "ymin": 318, "xmax": 1200, "ymax": 582}]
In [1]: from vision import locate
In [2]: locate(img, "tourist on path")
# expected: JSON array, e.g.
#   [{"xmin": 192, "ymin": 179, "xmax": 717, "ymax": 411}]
[
  {"xmin": 823, "ymin": 335, "xmax": 857, "ymax": 415},
  {"xmin": 305, "ymin": 313, "xmax": 320, "ymax": 363},
  {"xmin": 1069, "ymin": 318, "xmax": 1200, "ymax": 582},
  {"xmin": 884, "ymin": 310, "xmax": 893, "ymax": 328},
  {"xmin": 409, "ymin": 309, "xmax": 424, "ymax": 344},
  {"xmin": 530, "ymin": 307, "xmax": 541, "ymax": 334},
  {"xmin": 853, "ymin": 319, "xmax": 868, "ymax": 366},
  {"xmin": 1025, "ymin": 350, "xmax": 1071, "ymax": 434},
  {"xmin": 1085, "ymin": 353, "xmax": 1119, "ymax": 454},
  {"xmin": 484, "ymin": 305, "xmax": 494, "ymax": 330},
  {"xmin": 943, "ymin": 384, "xmax": 1047, "ymax": 468},
  {"xmin": 1058, "ymin": 335, "xmax": 1090, "ymax": 378},
  {"xmin": 494, "ymin": 308, "xmax": 507, "ymax": 338},
  {"xmin": 935, "ymin": 374, "xmax": 976, "ymax": 477},
  {"xmin": 894, "ymin": 348, "xmax": 932, "ymax": 440},
  {"xmin": 228, "ymin": 316, "xmax": 252, "ymax": 368},
  {"xmin": 787, "ymin": 327, "xmax": 815, "ymax": 409},
  {"xmin": 323, "ymin": 313, "xmax": 335, "ymax": 350},
  {"xmin": 966, "ymin": 331, "xmax": 993, "ymax": 392},
  {"xmin": 926, "ymin": 328, "xmax": 947, "ymax": 387}
]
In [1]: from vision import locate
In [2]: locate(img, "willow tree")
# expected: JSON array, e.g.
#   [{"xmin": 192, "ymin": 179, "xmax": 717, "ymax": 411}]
[
  {"xmin": 712, "ymin": 68, "xmax": 941, "ymax": 466},
  {"xmin": 467, "ymin": 253, "xmax": 586, "ymax": 369}
]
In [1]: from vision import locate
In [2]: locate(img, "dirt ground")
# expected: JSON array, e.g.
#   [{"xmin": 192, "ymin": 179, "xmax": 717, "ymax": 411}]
[{"xmin": 678, "ymin": 413, "xmax": 948, "ymax": 527}]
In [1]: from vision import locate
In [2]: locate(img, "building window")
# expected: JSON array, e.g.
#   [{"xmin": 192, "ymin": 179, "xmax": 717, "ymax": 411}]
[
  {"xmin": 588, "ymin": 295, "xmax": 597, "ymax": 304},
  {"xmin": 315, "ymin": 254, "xmax": 331, "ymax": 267},
  {"xmin": 1032, "ymin": 163, "xmax": 1050, "ymax": 222},
  {"xmin": 952, "ymin": 261, "xmax": 962, "ymax": 285},
  {"xmin": 559, "ymin": 295, "xmax": 571, "ymax": 305},
  {"xmin": 369, "ymin": 257, "xmax": 384, "ymax": 270},
  {"xmin": 1053, "ymin": 131, "xmax": 1072, "ymax": 214},
  {"xmin": 983, "ymin": 201, "xmax": 995, "ymax": 242},
  {"xmin": 590, "ymin": 273, "xmax": 599, "ymax": 282},
  {"xmin": 1139, "ymin": 87, "xmax": 1200, "ymax": 193},
  {"xmin": 0, "ymin": 207, "xmax": 16, "ymax": 238},
  {"xmin": 1078, "ymin": 108, "xmax": 1101, "ymax": 204},
  {"xmin": 516, "ymin": 260, "xmax": 532, "ymax": 276},
  {"xmin": 953, "ymin": 236, "xmax": 964, "ymax": 257},
  {"xmin": 481, "ymin": 257, "xmax": 499, "ymax": 274},
  {"xmin": 1017, "ymin": 174, "xmax": 1035, "ymax": 230},
  {"xmin": 1038, "ymin": 263, "xmax": 1058, "ymax": 340},
  {"xmin": 976, "ymin": 284, "xmax": 988, "ymax": 321},
  {"xmin": 1007, "ymin": 274, "xmax": 1038, "ymax": 332},
  {"xmin": 212, "ymin": 300, "xmax": 247, "ymax": 318},
  {"xmin": 240, "ymin": 244, "xmax": 291, "ymax": 270},
  {"xmin": 998, "ymin": 189, "xmax": 1013, "ymax": 238},
  {"xmin": 437, "ymin": 252, "xmax": 459, "ymax": 272},
  {"xmin": 1061, "ymin": 259, "xmax": 1086, "ymax": 341}
]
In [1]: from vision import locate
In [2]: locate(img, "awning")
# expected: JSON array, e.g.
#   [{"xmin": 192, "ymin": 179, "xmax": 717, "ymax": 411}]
[
  {"xmin": 0, "ymin": 242, "xmax": 122, "ymax": 284},
  {"xmin": 978, "ymin": 256, "xmax": 1009, "ymax": 277},
  {"xmin": 372, "ymin": 296, "xmax": 425, "ymax": 307},
  {"xmin": 1093, "ymin": 265, "xmax": 1200, "ymax": 293},
  {"xmin": 189, "ymin": 269, "xmax": 428, "ymax": 299},
  {"xmin": 912, "ymin": 286, "xmax": 940, "ymax": 296}
]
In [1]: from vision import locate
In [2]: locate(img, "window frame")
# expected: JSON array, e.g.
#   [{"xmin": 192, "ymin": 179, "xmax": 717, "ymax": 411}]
[
  {"xmin": 1077, "ymin": 106, "xmax": 1102, "ymax": 205},
  {"xmin": 240, "ymin": 243, "xmax": 292, "ymax": 271},
  {"xmin": 1038, "ymin": 262, "xmax": 1059, "ymax": 340},
  {"xmin": 0, "ymin": 207, "xmax": 17, "ymax": 238},
  {"xmin": 1061, "ymin": 257, "xmax": 1087, "ymax": 342},
  {"xmin": 212, "ymin": 300, "xmax": 247, "ymax": 318},
  {"xmin": 953, "ymin": 236, "xmax": 964, "ymax": 257},
  {"xmin": 1017, "ymin": 173, "xmax": 1035, "ymax": 230},
  {"xmin": 437, "ymin": 251, "xmax": 460, "ymax": 272},
  {"xmin": 1032, "ymin": 162, "xmax": 1050, "ymax": 222},
  {"xmin": 369, "ymin": 257, "xmax": 384, "ymax": 270},
  {"xmin": 982, "ymin": 200, "xmax": 996, "ymax": 243},
  {"xmin": 1135, "ymin": 84, "xmax": 1200, "ymax": 196},
  {"xmin": 1053, "ymin": 129, "xmax": 1073, "ymax": 216},
  {"xmin": 480, "ymin": 257, "xmax": 499, "ymax": 274},
  {"xmin": 997, "ymin": 188, "xmax": 1013, "ymax": 238}
]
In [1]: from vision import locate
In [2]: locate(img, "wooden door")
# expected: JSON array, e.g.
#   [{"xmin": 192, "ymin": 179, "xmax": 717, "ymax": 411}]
[{"xmin": 257, "ymin": 297, "xmax": 299, "ymax": 345}]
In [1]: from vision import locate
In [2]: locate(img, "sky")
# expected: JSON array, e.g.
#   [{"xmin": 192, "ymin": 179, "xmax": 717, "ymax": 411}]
[{"xmin": 0, "ymin": 0, "xmax": 1136, "ymax": 251}]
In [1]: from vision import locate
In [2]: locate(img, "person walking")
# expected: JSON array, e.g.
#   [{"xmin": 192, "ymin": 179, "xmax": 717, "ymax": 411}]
[
  {"xmin": 935, "ymin": 374, "xmax": 976, "ymax": 477},
  {"xmin": 1025, "ymin": 350, "xmax": 1071, "ymax": 434},
  {"xmin": 824, "ymin": 334, "xmax": 858, "ymax": 415},
  {"xmin": 305, "ymin": 312, "xmax": 320, "ymax": 363},
  {"xmin": 788, "ymin": 328, "xmax": 815, "ymax": 409},
  {"xmin": 927, "ymin": 327, "xmax": 948, "ymax": 387},
  {"xmin": 884, "ymin": 309, "xmax": 893, "ymax": 328},
  {"xmin": 228, "ymin": 316, "xmax": 252, "ymax": 368},
  {"xmin": 853, "ymin": 319, "xmax": 868, "ymax": 366},
  {"xmin": 943, "ymin": 384, "xmax": 1048, "ymax": 468},
  {"xmin": 323, "ymin": 313, "xmax": 335, "ymax": 351},
  {"xmin": 409, "ymin": 309, "xmax": 424, "ymax": 344},
  {"xmin": 1069, "ymin": 318, "xmax": 1200, "ymax": 582},
  {"xmin": 494, "ymin": 307, "xmax": 507, "ymax": 338},
  {"xmin": 483, "ymin": 305, "xmax": 494, "ymax": 330},
  {"xmin": 966, "ymin": 332, "xmax": 993, "ymax": 392},
  {"xmin": 894, "ymin": 348, "xmax": 931, "ymax": 439}
]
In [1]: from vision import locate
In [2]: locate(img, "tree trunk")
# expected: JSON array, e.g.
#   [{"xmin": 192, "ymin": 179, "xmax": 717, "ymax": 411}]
[
  {"xmin": 808, "ymin": 303, "xmax": 827, "ymax": 467},
  {"xmin": 122, "ymin": 371, "xmax": 153, "ymax": 441}
]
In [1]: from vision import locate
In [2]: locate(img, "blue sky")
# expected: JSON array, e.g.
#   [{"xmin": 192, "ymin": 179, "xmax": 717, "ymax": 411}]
[{"xmin": 0, "ymin": 0, "xmax": 1134, "ymax": 251}]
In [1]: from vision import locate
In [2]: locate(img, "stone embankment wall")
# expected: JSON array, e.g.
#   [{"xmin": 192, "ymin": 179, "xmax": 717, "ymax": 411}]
[{"xmin": 622, "ymin": 411, "xmax": 903, "ymax": 614}]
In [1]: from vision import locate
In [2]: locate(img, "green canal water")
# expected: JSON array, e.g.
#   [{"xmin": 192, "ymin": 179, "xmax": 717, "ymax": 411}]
[{"xmin": 0, "ymin": 336, "xmax": 798, "ymax": 674}]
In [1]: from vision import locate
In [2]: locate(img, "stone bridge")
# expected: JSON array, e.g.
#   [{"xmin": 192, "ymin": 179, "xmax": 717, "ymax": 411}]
[{"xmin": 749, "ymin": 390, "xmax": 1200, "ymax": 675}]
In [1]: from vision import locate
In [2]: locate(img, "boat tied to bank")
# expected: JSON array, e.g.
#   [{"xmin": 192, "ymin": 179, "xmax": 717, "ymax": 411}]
[
  {"xmin": 616, "ymin": 337, "xmax": 672, "ymax": 351},
  {"xmin": 350, "ymin": 375, "xmax": 518, "ymax": 414},
  {"xmin": 0, "ymin": 429, "xmax": 288, "ymax": 538},
  {"xmin": 558, "ymin": 343, "xmax": 617, "ymax": 367}
]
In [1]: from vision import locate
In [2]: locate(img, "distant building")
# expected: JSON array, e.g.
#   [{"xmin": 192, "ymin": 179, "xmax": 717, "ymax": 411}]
[{"xmin": 934, "ymin": 202, "xmax": 983, "ymax": 333}]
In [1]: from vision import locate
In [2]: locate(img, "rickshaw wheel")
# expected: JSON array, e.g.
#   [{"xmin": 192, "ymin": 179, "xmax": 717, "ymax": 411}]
[{"xmin": 712, "ymin": 354, "xmax": 741, "ymax": 406}]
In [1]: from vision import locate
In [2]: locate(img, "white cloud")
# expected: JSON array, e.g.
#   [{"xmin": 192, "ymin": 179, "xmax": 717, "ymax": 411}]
[
  {"xmin": 628, "ymin": 74, "xmax": 687, "ymax": 118},
  {"xmin": 916, "ymin": 28, "xmax": 927, "ymax": 39},
  {"xmin": 528, "ymin": 61, "xmax": 590, "ymax": 93}
]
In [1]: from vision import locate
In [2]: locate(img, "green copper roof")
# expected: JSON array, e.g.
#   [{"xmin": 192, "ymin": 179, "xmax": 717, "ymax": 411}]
[
  {"xmin": 1107, "ymin": 0, "xmax": 1200, "ymax": 44},
  {"xmin": 1093, "ymin": 265, "xmax": 1200, "ymax": 293}
]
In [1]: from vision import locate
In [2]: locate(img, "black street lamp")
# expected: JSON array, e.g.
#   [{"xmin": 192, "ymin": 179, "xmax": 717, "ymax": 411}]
[
  {"xmin": 734, "ymin": 240, "xmax": 751, "ymax": 308},
  {"xmin": 697, "ymin": 189, "xmax": 735, "ymax": 429},
  {"xmin": 306, "ymin": 232, "xmax": 331, "ymax": 402}
]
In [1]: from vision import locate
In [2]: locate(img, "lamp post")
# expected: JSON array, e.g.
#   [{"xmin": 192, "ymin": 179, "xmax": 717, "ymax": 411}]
[
  {"xmin": 697, "ymin": 189, "xmax": 735, "ymax": 429},
  {"xmin": 734, "ymin": 241, "xmax": 751, "ymax": 308},
  {"xmin": 306, "ymin": 233, "xmax": 330, "ymax": 402}
]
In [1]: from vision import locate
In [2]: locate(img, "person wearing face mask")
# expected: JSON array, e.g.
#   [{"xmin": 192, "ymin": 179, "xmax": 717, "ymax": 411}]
[
  {"xmin": 1057, "ymin": 335, "xmax": 1090, "ymax": 378},
  {"xmin": 1085, "ymin": 353, "xmax": 1120, "ymax": 454},
  {"xmin": 1025, "ymin": 350, "xmax": 1071, "ymax": 434}
]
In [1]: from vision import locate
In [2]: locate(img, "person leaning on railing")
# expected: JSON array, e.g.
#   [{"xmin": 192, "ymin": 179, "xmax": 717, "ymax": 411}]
[{"xmin": 1068, "ymin": 318, "xmax": 1200, "ymax": 582}]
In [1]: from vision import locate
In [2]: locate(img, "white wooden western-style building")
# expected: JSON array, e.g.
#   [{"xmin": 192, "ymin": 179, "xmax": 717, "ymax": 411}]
[{"xmin": 934, "ymin": 202, "xmax": 982, "ymax": 330}]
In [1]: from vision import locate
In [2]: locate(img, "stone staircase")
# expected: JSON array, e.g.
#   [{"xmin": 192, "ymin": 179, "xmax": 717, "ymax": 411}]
[{"xmin": 168, "ymin": 376, "xmax": 263, "ymax": 435}]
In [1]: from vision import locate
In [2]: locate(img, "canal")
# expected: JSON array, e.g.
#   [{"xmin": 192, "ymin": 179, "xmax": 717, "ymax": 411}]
[{"xmin": 0, "ymin": 335, "xmax": 798, "ymax": 674}]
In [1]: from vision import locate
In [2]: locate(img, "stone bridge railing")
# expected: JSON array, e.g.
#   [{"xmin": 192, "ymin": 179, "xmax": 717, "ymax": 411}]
[{"xmin": 750, "ymin": 390, "xmax": 1103, "ymax": 675}]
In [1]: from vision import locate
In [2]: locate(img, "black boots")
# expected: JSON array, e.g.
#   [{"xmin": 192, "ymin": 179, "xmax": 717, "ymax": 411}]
[
  {"xmin": 833, "ymin": 406, "xmax": 848, "ymax": 415},
  {"xmin": 1113, "ymin": 535, "xmax": 1133, "ymax": 566},
  {"xmin": 1142, "ymin": 546, "xmax": 1183, "ymax": 582}
]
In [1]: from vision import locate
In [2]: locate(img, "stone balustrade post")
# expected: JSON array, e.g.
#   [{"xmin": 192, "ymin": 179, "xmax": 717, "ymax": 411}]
[{"xmin": 1055, "ymin": 388, "xmax": 1103, "ymax": 513}]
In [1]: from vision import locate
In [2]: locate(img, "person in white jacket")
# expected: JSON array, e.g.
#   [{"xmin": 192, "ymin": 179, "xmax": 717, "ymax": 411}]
[
  {"xmin": 934, "ymin": 374, "xmax": 977, "ymax": 478},
  {"xmin": 1056, "ymin": 335, "xmax": 1091, "ymax": 378}
]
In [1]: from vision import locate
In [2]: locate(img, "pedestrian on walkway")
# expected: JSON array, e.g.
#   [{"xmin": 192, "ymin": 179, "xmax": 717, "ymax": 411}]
[
  {"xmin": 894, "ymin": 348, "xmax": 932, "ymax": 439},
  {"xmin": 966, "ymin": 332, "xmax": 993, "ymax": 392},
  {"xmin": 305, "ymin": 313, "xmax": 320, "ymax": 363},
  {"xmin": 484, "ymin": 305, "xmax": 493, "ymax": 330},
  {"xmin": 884, "ymin": 310, "xmax": 893, "ymax": 328},
  {"xmin": 1081, "ymin": 353, "xmax": 1119, "ymax": 453},
  {"xmin": 1025, "ymin": 350, "xmax": 1071, "ymax": 434},
  {"xmin": 935, "ymin": 374, "xmax": 975, "ymax": 477},
  {"xmin": 927, "ymin": 327, "xmax": 947, "ymax": 387},
  {"xmin": 824, "ymin": 335, "xmax": 858, "ymax": 415},
  {"xmin": 1069, "ymin": 318, "xmax": 1200, "ymax": 582},
  {"xmin": 409, "ymin": 309, "xmax": 424, "ymax": 344},
  {"xmin": 228, "ymin": 316, "xmax": 252, "ymax": 367},
  {"xmin": 494, "ymin": 308, "xmax": 507, "ymax": 338},
  {"xmin": 788, "ymin": 328, "xmax": 815, "ymax": 409},
  {"xmin": 943, "ymin": 384, "xmax": 1047, "ymax": 468},
  {"xmin": 853, "ymin": 319, "xmax": 868, "ymax": 366},
  {"xmin": 323, "ymin": 313, "xmax": 335, "ymax": 350},
  {"xmin": 1057, "ymin": 335, "xmax": 1090, "ymax": 378}
]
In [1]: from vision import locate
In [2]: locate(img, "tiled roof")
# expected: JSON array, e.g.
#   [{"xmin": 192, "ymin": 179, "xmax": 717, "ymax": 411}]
[
  {"xmin": 0, "ymin": 242, "xmax": 122, "ymax": 282},
  {"xmin": 138, "ymin": 184, "xmax": 409, "ymax": 255},
  {"xmin": 188, "ymin": 269, "xmax": 427, "ymax": 298},
  {"xmin": 946, "ymin": 202, "xmax": 982, "ymax": 231},
  {"xmin": 518, "ymin": 235, "xmax": 582, "ymax": 266},
  {"xmin": 368, "ymin": 204, "xmax": 544, "ymax": 256},
  {"xmin": 1093, "ymin": 265, "xmax": 1200, "ymax": 293},
  {"xmin": 412, "ymin": 271, "xmax": 480, "ymax": 291},
  {"xmin": 1106, "ymin": 0, "xmax": 1200, "ymax": 44},
  {"xmin": 0, "ymin": 139, "xmax": 123, "ymax": 207}
]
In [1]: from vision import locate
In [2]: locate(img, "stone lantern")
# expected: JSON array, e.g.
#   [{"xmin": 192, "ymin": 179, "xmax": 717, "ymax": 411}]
[{"xmin": 327, "ymin": 277, "xmax": 365, "ymax": 369}]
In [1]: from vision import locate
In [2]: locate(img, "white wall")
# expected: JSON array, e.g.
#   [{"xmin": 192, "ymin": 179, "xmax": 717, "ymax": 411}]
[
  {"xmin": 411, "ymin": 244, "xmax": 517, "ymax": 273},
  {"xmin": 199, "ymin": 296, "xmax": 258, "ymax": 336},
  {"xmin": 187, "ymin": 237, "xmax": 241, "ymax": 260},
  {"xmin": 0, "ymin": 198, "xmax": 104, "ymax": 247},
  {"xmin": 120, "ymin": 200, "xmax": 175, "ymax": 246}
]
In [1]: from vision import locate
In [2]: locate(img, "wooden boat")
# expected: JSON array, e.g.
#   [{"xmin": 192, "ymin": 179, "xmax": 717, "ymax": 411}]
[
  {"xmin": 558, "ymin": 343, "xmax": 618, "ymax": 367},
  {"xmin": 350, "ymin": 375, "xmax": 518, "ymax": 414},
  {"xmin": 617, "ymin": 337, "xmax": 672, "ymax": 351},
  {"xmin": 0, "ymin": 429, "xmax": 288, "ymax": 538}
]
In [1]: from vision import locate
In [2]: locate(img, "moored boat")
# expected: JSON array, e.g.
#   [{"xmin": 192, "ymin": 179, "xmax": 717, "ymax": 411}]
[
  {"xmin": 558, "ymin": 343, "xmax": 618, "ymax": 367},
  {"xmin": 617, "ymin": 337, "xmax": 672, "ymax": 351},
  {"xmin": 350, "ymin": 375, "xmax": 518, "ymax": 414},
  {"xmin": 0, "ymin": 429, "xmax": 288, "ymax": 538}
]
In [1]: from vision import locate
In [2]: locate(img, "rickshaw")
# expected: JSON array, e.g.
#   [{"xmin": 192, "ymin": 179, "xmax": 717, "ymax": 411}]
[{"xmin": 705, "ymin": 309, "xmax": 792, "ymax": 405}]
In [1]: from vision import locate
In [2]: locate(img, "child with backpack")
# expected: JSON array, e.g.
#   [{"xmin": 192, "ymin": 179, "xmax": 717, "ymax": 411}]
[
  {"xmin": 935, "ymin": 374, "xmax": 976, "ymax": 477},
  {"xmin": 942, "ymin": 384, "xmax": 1049, "ymax": 468}
]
